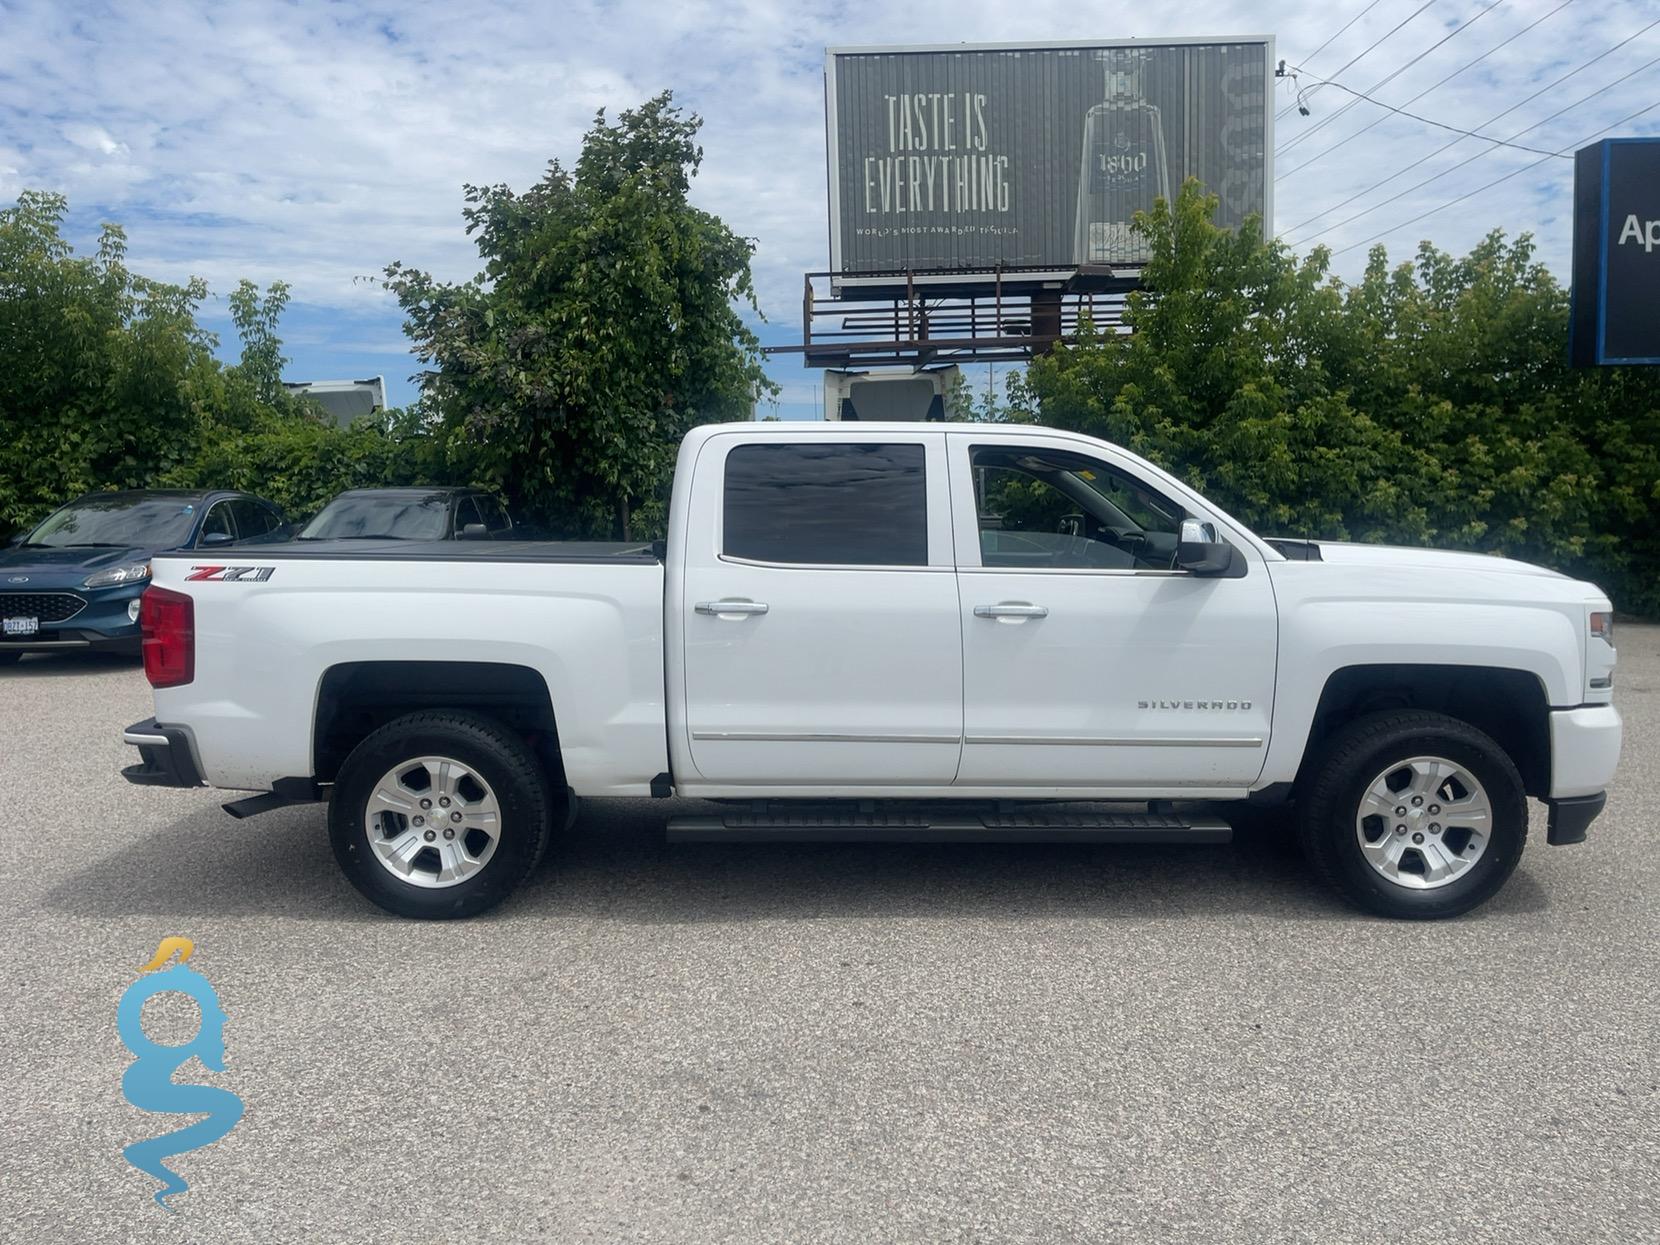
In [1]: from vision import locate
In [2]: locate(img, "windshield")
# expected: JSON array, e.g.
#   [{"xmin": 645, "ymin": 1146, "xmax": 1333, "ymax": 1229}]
[
  {"xmin": 299, "ymin": 494, "xmax": 451, "ymax": 541},
  {"xmin": 25, "ymin": 496, "xmax": 201, "ymax": 549}
]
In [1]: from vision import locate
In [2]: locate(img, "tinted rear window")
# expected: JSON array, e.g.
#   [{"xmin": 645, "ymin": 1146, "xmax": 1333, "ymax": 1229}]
[{"xmin": 722, "ymin": 442, "xmax": 927, "ymax": 566}]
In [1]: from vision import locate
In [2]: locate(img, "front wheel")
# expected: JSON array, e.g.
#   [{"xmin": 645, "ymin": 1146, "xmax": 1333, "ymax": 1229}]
[
  {"xmin": 329, "ymin": 711, "xmax": 553, "ymax": 919},
  {"xmin": 1297, "ymin": 710, "xmax": 1528, "ymax": 919}
]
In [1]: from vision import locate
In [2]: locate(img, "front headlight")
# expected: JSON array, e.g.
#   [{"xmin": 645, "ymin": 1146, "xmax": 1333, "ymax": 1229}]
[{"xmin": 84, "ymin": 562, "xmax": 152, "ymax": 589}]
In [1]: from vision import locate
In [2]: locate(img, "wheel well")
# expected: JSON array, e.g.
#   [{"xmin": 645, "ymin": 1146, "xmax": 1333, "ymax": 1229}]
[
  {"xmin": 313, "ymin": 661, "xmax": 565, "ymax": 790},
  {"xmin": 1302, "ymin": 665, "xmax": 1551, "ymax": 797}
]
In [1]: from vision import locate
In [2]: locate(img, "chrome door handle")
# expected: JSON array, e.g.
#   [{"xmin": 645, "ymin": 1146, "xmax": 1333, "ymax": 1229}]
[
  {"xmin": 973, "ymin": 603, "xmax": 1049, "ymax": 619},
  {"xmin": 695, "ymin": 599, "xmax": 770, "ymax": 617}
]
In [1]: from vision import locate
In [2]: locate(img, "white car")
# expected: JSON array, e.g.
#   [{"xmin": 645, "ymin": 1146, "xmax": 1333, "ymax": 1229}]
[{"xmin": 121, "ymin": 422, "xmax": 1622, "ymax": 920}]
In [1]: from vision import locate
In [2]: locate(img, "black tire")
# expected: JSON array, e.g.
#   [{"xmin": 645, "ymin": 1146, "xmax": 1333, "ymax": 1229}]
[
  {"xmin": 329, "ymin": 711, "xmax": 552, "ymax": 919},
  {"xmin": 1297, "ymin": 710, "xmax": 1528, "ymax": 919}
]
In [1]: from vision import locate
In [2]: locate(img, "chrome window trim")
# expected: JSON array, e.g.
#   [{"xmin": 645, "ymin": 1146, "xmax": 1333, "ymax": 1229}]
[{"xmin": 716, "ymin": 553, "xmax": 949, "ymax": 573}]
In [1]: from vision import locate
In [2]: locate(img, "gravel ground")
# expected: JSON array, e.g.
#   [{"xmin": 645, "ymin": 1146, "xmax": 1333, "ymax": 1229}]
[{"xmin": 0, "ymin": 631, "xmax": 1655, "ymax": 1244}]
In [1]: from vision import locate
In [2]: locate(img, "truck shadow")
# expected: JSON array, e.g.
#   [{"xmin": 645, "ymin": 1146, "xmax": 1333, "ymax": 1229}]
[{"xmin": 44, "ymin": 797, "xmax": 1550, "ymax": 924}]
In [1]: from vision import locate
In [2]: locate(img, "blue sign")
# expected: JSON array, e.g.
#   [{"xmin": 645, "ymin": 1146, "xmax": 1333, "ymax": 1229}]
[
  {"xmin": 1571, "ymin": 137, "xmax": 1660, "ymax": 366},
  {"xmin": 117, "ymin": 937, "xmax": 245, "ymax": 1210}
]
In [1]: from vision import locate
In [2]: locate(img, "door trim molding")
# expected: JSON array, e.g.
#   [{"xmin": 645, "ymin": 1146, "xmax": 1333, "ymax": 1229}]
[
  {"xmin": 965, "ymin": 735, "xmax": 1264, "ymax": 748},
  {"xmin": 691, "ymin": 730, "xmax": 963, "ymax": 744}
]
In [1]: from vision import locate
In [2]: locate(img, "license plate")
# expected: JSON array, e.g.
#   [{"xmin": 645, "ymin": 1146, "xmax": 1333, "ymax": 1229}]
[{"xmin": 2, "ymin": 617, "xmax": 38, "ymax": 637}]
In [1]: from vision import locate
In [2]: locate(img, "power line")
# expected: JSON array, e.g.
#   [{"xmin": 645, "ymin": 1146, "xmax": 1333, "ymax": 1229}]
[
  {"xmin": 1296, "ymin": 48, "xmax": 1660, "ymax": 245},
  {"xmin": 1281, "ymin": 18, "xmax": 1660, "ymax": 243},
  {"xmin": 1332, "ymin": 97, "xmax": 1660, "ymax": 254},
  {"xmin": 1276, "ymin": 0, "xmax": 1443, "ymax": 124},
  {"xmin": 1278, "ymin": 70, "xmax": 1572, "ymax": 162},
  {"xmin": 1276, "ymin": 0, "xmax": 1574, "ymax": 180},
  {"xmin": 1279, "ymin": 0, "xmax": 1506, "ymax": 157},
  {"xmin": 1275, "ymin": 0, "xmax": 1390, "ymax": 120}
]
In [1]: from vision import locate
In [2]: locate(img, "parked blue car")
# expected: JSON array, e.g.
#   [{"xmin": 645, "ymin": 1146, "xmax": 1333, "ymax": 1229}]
[{"xmin": 0, "ymin": 489, "xmax": 290, "ymax": 663}]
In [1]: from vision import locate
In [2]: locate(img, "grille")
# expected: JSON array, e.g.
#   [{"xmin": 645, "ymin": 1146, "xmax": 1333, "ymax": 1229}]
[{"xmin": 0, "ymin": 592, "xmax": 87, "ymax": 623}]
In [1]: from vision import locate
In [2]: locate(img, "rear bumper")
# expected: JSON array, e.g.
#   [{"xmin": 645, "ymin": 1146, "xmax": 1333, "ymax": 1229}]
[
  {"xmin": 121, "ymin": 718, "xmax": 205, "ymax": 788},
  {"xmin": 1549, "ymin": 704, "xmax": 1622, "ymax": 799}
]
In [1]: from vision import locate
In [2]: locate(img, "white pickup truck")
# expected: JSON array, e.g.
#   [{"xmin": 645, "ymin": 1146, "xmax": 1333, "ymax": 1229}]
[{"xmin": 121, "ymin": 421, "xmax": 1622, "ymax": 920}]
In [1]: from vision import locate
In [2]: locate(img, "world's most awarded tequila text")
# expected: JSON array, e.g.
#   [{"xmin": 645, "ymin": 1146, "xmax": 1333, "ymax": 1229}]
[{"xmin": 1074, "ymin": 50, "xmax": 1171, "ymax": 265}]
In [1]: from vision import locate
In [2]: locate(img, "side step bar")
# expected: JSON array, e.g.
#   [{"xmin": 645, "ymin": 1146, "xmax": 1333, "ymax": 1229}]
[{"xmin": 666, "ymin": 802, "xmax": 1231, "ymax": 844}]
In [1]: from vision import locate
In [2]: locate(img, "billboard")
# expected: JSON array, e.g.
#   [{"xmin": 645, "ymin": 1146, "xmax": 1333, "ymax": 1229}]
[
  {"xmin": 1571, "ymin": 137, "xmax": 1660, "ymax": 366},
  {"xmin": 826, "ymin": 38, "xmax": 1273, "ymax": 279}
]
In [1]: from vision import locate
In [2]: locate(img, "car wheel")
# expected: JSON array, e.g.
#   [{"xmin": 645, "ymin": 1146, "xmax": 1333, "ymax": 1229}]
[
  {"xmin": 329, "ymin": 711, "xmax": 553, "ymax": 919},
  {"xmin": 1297, "ymin": 710, "xmax": 1527, "ymax": 919}
]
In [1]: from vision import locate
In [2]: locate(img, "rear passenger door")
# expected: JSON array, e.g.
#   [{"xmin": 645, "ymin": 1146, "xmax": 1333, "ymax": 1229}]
[{"xmin": 678, "ymin": 431, "xmax": 962, "ymax": 787}]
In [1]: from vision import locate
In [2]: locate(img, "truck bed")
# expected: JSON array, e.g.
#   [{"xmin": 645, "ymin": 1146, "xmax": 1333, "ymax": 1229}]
[
  {"xmin": 236, "ymin": 539, "xmax": 660, "ymax": 563},
  {"xmin": 147, "ymin": 539, "xmax": 669, "ymax": 796}
]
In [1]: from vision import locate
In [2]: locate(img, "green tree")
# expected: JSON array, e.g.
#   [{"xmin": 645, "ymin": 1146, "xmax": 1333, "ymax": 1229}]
[
  {"xmin": 227, "ymin": 278, "xmax": 292, "ymax": 405},
  {"xmin": 0, "ymin": 191, "xmax": 216, "ymax": 531},
  {"xmin": 1013, "ymin": 181, "xmax": 1660, "ymax": 614},
  {"xmin": 384, "ymin": 92, "xmax": 774, "ymax": 539}
]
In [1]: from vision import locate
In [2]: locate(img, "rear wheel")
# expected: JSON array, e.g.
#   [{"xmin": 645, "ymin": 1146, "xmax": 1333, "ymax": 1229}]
[
  {"xmin": 1297, "ymin": 710, "xmax": 1527, "ymax": 919},
  {"xmin": 329, "ymin": 711, "xmax": 552, "ymax": 919}
]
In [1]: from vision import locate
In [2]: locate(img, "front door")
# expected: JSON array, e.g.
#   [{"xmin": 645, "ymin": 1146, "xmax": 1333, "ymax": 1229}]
[
  {"xmin": 948, "ymin": 432, "xmax": 1277, "ymax": 790},
  {"xmin": 679, "ymin": 430, "xmax": 963, "ymax": 787}
]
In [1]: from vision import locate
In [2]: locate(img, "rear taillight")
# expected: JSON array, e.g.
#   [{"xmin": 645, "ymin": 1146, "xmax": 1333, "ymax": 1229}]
[
  {"xmin": 140, "ymin": 586, "xmax": 195, "ymax": 688},
  {"xmin": 1590, "ymin": 611, "xmax": 1614, "ymax": 644}
]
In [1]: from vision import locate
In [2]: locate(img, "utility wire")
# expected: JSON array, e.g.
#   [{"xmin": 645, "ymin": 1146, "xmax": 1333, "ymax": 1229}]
[
  {"xmin": 1297, "ymin": 48, "xmax": 1660, "ymax": 244},
  {"xmin": 1276, "ymin": 0, "xmax": 1573, "ymax": 180},
  {"xmin": 1276, "ymin": 0, "xmax": 1443, "ymax": 125},
  {"xmin": 1280, "ymin": 71, "xmax": 1573, "ymax": 162},
  {"xmin": 1332, "ymin": 97, "xmax": 1660, "ymax": 254},
  {"xmin": 1275, "ymin": 0, "xmax": 1390, "ymax": 120},
  {"xmin": 1279, "ymin": 0, "xmax": 1505, "ymax": 156},
  {"xmin": 1281, "ymin": 18, "xmax": 1660, "ymax": 243}
]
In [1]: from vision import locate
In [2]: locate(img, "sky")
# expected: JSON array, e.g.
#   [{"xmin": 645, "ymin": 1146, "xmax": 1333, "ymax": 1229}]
[{"xmin": 1, "ymin": 0, "xmax": 1656, "ymax": 420}]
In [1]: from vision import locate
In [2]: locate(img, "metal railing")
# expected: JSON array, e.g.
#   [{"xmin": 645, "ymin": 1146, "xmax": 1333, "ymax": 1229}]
[{"xmin": 765, "ymin": 265, "xmax": 1143, "ymax": 368}]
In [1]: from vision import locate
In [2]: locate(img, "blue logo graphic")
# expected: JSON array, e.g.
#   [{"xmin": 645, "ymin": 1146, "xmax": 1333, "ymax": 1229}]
[{"xmin": 117, "ymin": 937, "xmax": 245, "ymax": 1210}]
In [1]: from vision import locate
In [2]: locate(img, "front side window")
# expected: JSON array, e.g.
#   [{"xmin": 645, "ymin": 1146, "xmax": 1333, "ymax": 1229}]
[
  {"xmin": 198, "ymin": 503, "xmax": 235, "ymax": 543},
  {"xmin": 971, "ymin": 446, "xmax": 1183, "ymax": 570},
  {"xmin": 228, "ymin": 499, "xmax": 276, "ymax": 538},
  {"xmin": 723, "ymin": 442, "xmax": 928, "ymax": 567}
]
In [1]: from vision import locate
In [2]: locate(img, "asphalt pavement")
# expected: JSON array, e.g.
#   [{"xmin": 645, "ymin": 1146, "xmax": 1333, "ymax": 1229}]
[{"xmin": 1, "ymin": 630, "xmax": 1656, "ymax": 1243}]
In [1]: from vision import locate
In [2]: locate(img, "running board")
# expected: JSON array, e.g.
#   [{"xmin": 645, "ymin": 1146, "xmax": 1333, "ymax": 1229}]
[{"xmin": 665, "ymin": 803, "xmax": 1231, "ymax": 844}]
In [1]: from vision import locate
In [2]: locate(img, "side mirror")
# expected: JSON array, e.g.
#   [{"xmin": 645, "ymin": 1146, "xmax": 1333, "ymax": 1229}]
[
  {"xmin": 458, "ymin": 523, "xmax": 489, "ymax": 540},
  {"xmin": 1176, "ymin": 519, "xmax": 1234, "ymax": 575},
  {"xmin": 199, "ymin": 530, "xmax": 235, "ymax": 547}
]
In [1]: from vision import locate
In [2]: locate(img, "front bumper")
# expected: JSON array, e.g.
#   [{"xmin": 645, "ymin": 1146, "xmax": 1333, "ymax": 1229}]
[
  {"xmin": 121, "ymin": 719, "xmax": 205, "ymax": 788},
  {"xmin": 1549, "ymin": 704, "xmax": 1622, "ymax": 799},
  {"xmin": 1544, "ymin": 792, "xmax": 1605, "ymax": 846},
  {"xmin": 0, "ymin": 584, "xmax": 146, "ymax": 655}
]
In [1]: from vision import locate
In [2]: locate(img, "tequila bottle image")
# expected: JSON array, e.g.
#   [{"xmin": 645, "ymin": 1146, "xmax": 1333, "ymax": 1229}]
[{"xmin": 1074, "ymin": 49, "xmax": 1171, "ymax": 265}]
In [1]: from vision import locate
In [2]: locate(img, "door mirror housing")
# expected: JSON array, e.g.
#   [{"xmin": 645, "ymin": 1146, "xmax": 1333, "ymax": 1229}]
[
  {"xmin": 199, "ymin": 530, "xmax": 235, "ymax": 547},
  {"xmin": 1176, "ymin": 519, "xmax": 1236, "ymax": 576},
  {"xmin": 458, "ymin": 523, "xmax": 489, "ymax": 540}
]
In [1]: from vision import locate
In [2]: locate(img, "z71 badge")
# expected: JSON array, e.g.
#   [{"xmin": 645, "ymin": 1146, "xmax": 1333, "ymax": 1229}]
[{"xmin": 185, "ymin": 566, "xmax": 276, "ymax": 583}]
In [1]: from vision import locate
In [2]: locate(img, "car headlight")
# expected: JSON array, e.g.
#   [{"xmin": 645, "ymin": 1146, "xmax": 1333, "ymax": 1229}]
[{"xmin": 84, "ymin": 562, "xmax": 152, "ymax": 589}]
